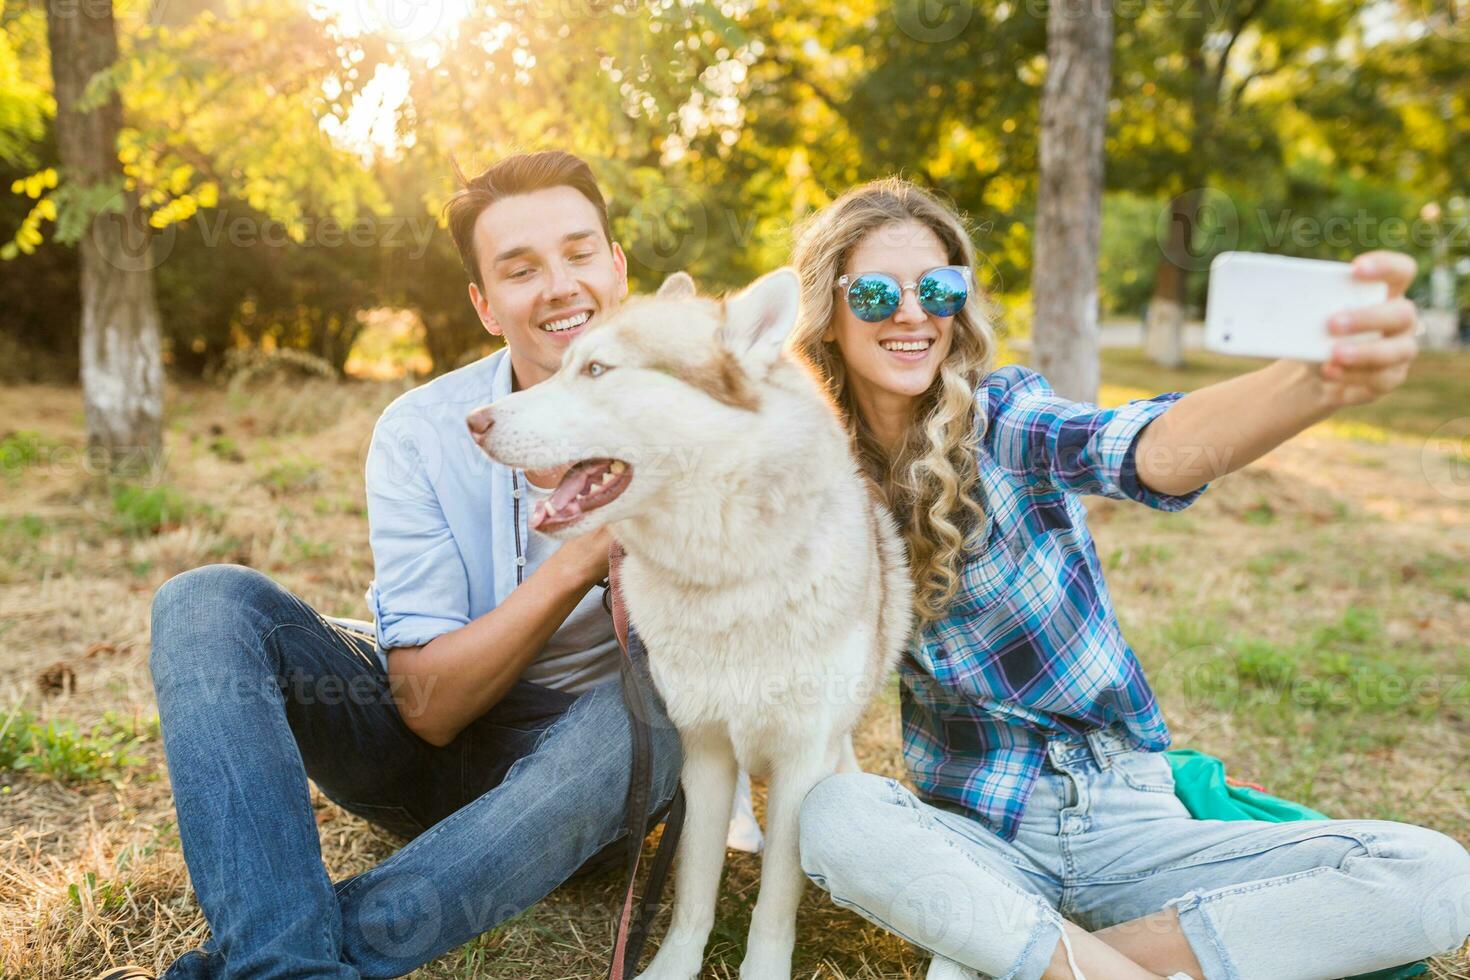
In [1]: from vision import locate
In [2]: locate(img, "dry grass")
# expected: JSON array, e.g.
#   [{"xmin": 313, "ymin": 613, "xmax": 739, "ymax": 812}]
[{"xmin": 1, "ymin": 352, "xmax": 1468, "ymax": 978}]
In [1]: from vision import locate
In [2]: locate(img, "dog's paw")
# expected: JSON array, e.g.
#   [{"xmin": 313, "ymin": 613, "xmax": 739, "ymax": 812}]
[
  {"xmin": 737, "ymin": 942, "xmax": 793, "ymax": 980},
  {"xmin": 635, "ymin": 944, "xmax": 703, "ymax": 980}
]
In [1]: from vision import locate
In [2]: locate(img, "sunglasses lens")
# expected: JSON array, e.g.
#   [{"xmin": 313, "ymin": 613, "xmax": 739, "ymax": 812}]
[
  {"xmin": 918, "ymin": 267, "xmax": 968, "ymax": 317},
  {"xmin": 847, "ymin": 274, "xmax": 901, "ymax": 322}
]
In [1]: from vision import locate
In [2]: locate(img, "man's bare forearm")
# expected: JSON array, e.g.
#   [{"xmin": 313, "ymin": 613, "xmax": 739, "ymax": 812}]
[
  {"xmin": 387, "ymin": 549, "xmax": 603, "ymax": 748},
  {"xmin": 1132, "ymin": 359, "xmax": 1335, "ymax": 497}
]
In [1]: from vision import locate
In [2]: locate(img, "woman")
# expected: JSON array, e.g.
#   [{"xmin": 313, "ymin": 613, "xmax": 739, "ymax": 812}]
[{"xmin": 789, "ymin": 179, "xmax": 1470, "ymax": 980}]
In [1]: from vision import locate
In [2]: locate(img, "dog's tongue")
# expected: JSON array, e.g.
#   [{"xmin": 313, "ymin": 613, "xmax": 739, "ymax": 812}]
[{"xmin": 531, "ymin": 459, "xmax": 614, "ymax": 530}]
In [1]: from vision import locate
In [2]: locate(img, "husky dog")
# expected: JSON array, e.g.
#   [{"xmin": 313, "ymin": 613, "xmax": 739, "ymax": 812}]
[{"xmin": 467, "ymin": 269, "xmax": 913, "ymax": 980}]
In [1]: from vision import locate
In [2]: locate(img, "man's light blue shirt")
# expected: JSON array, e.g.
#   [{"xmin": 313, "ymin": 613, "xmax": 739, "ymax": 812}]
[{"xmin": 361, "ymin": 348, "xmax": 526, "ymax": 669}]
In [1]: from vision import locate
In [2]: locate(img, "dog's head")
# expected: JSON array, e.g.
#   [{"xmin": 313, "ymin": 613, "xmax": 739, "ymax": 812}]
[{"xmin": 466, "ymin": 267, "xmax": 803, "ymax": 539}]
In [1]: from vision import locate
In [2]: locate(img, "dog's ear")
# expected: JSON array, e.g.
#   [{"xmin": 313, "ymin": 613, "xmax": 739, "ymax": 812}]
[
  {"xmin": 657, "ymin": 272, "xmax": 697, "ymax": 300},
  {"xmin": 719, "ymin": 268, "xmax": 800, "ymax": 368}
]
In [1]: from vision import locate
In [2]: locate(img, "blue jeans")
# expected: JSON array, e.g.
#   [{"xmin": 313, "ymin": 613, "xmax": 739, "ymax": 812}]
[
  {"xmin": 149, "ymin": 564, "xmax": 682, "ymax": 978},
  {"xmin": 799, "ymin": 723, "xmax": 1470, "ymax": 980}
]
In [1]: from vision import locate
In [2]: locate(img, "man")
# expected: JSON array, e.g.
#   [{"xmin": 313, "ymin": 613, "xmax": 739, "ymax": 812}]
[{"xmin": 105, "ymin": 151, "xmax": 684, "ymax": 980}]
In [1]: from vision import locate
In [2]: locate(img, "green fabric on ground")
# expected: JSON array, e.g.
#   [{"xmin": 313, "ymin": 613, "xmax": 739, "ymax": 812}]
[{"xmin": 1163, "ymin": 749, "xmax": 1427, "ymax": 980}]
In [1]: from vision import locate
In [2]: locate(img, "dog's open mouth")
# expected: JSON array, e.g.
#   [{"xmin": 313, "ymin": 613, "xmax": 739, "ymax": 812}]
[{"xmin": 531, "ymin": 458, "xmax": 632, "ymax": 532}]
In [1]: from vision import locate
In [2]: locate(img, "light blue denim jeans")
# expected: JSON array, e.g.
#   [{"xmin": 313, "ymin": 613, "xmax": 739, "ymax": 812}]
[{"xmin": 799, "ymin": 723, "xmax": 1470, "ymax": 980}]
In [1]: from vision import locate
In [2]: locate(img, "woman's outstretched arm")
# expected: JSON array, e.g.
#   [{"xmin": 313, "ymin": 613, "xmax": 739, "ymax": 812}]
[{"xmin": 1133, "ymin": 250, "xmax": 1421, "ymax": 497}]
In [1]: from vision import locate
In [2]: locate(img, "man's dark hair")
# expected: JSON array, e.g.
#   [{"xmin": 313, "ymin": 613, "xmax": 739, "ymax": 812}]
[{"xmin": 444, "ymin": 150, "xmax": 613, "ymax": 288}]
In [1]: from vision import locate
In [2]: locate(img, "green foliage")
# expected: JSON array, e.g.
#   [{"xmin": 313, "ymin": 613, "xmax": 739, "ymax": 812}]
[
  {"xmin": 100, "ymin": 708, "xmax": 161, "ymax": 742},
  {"xmin": 0, "ymin": 705, "xmax": 149, "ymax": 785},
  {"xmin": 0, "ymin": 0, "xmax": 50, "ymax": 169},
  {"xmin": 0, "ymin": 428, "xmax": 54, "ymax": 476},
  {"xmin": 0, "ymin": 0, "xmax": 1464, "ymax": 369},
  {"xmin": 1099, "ymin": 191, "xmax": 1169, "ymax": 317},
  {"xmin": 110, "ymin": 482, "xmax": 201, "ymax": 536}
]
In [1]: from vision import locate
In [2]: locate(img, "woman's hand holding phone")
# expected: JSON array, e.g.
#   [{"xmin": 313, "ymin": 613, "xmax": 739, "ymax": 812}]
[
  {"xmin": 1319, "ymin": 251, "xmax": 1420, "ymax": 406},
  {"xmin": 1203, "ymin": 249, "xmax": 1420, "ymax": 408}
]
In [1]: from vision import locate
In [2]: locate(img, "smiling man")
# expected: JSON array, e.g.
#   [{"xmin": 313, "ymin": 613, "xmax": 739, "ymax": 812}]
[{"xmin": 122, "ymin": 152, "xmax": 684, "ymax": 980}]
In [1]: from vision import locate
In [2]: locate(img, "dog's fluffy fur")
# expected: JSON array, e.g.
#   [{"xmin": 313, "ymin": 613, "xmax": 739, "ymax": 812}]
[{"xmin": 470, "ymin": 269, "xmax": 913, "ymax": 979}]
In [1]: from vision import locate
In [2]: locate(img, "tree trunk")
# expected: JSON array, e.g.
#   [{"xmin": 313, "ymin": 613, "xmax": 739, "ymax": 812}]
[
  {"xmin": 46, "ymin": 0, "xmax": 164, "ymax": 472},
  {"xmin": 1031, "ymin": 0, "xmax": 1113, "ymax": 404},
  {"xmin": 1145, "ymin": 191, "xmax": 1196, "ymax": 369}
]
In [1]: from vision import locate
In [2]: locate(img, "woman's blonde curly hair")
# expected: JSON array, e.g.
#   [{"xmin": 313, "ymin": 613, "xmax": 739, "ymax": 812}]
[{"xmin": 789, "ymin": 178, "xmax": 998, "ymax": 626}]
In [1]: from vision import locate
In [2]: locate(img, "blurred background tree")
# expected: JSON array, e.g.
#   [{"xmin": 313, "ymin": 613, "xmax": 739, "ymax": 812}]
[{"xmin": 1, "ymin": 0, "xmax": 1465, "ymax": 425}]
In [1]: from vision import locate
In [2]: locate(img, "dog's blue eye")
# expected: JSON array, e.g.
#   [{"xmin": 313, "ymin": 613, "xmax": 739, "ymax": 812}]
[{"xmin": 585, "ymin": 361, "xmax": 608, "ymax": 378}]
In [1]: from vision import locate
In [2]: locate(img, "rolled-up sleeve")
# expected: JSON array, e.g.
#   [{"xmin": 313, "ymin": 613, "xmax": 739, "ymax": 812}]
[
  {"xmin": 982, "ymin": 365, "xmax": 1206, "ymax": 510},
  {"xmin": 364, "ymin": 410, "xmax": 471, "ymax": 650}
]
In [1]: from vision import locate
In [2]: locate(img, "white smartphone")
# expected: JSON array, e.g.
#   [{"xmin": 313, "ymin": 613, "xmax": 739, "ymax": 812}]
[{"xmin": 1204, "ymin": 251, "xmax": 1387, "ymax": 361}]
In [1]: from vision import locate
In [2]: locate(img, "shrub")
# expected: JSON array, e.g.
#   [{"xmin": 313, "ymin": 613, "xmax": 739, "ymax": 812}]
[{"xmin": 215, "ymin": 347, "xmax": 336, "ymax": 391}]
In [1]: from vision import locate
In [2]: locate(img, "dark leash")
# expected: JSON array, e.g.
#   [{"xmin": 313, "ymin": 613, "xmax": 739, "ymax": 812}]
[{"xmin": 604, "ymin": 542, "xmax": 687, "ymax": 980}]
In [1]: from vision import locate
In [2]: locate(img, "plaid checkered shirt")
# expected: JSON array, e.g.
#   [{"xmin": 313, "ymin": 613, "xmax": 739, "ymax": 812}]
[{"xmin": 901, "ymin": 365, "xmax": 1208, "ymax": 841}]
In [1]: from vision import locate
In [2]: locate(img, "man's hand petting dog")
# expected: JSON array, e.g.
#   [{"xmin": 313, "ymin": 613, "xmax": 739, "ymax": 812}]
[{"xmin": 557, "ymin": 525, "xmax": 613, "ymax": 590}]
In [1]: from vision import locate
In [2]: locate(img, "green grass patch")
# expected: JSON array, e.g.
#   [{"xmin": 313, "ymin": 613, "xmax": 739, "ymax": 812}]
[
  {"xmin": 1105, "ymin": 542, "xmax": 1174, "ymax": 570},
  {"xmin": 1311, "ymin": 605, "xmax": 1381, "ymax": 651},
  {"xmin": 0, "ymin": 513, "xmax": 48, "ymax": 543},
  {"xmin": 291, "ymin": 534, "xmax": 334, "ymax": 561},
  {"xmin": 1150, "ymin": 605, "xmax": 1447, "ymax": 725},
  {"xmin": 1233, "ymin": 636, "xmax": 1297, "ymax": 689},
  {"xmin": 1401, "ymin": 552, "xmax": 1470, "ymax": 601},
  {"xmin": 311, "ymin": 495, "xmax": 363, "ymax": 517},
  {"xmin": 1242, "ymin": 500, "xmax": 1276, "ymax": 526},
  {"xmin": 0, "ymin": 706, "xmax": 151, "ymax": 785},
  {"xmin": 110, "ymin": 482, "xmax": 203, "ymax": 537},
  {"xmin": 259, "ymin": 458, "xmax": 323, "ymax": 497},
  {"xmin": 0, "ymin": 429, "xmax": 61, "ymax": 478},
  {"xmin": 0, "ymin": 514, "xmax": 55, "ymax": 584},
  {"xmin": 1, "ymin": 430, "xmax": 44, "ymax": 471},
  {"xmin": 1156, "ymin": 609, "xmax": 1224, "ymax": 652},
  {"xmin": 67, "ymin": 871, "xmax": 131, "ymax": 912},
  {"xmin": 1244, "ymin": 547, "xmax": 1301, "ymax": 578},
  {"xmin": 207, "ymin": 435, "xmax": 244, "ymax": 463}
]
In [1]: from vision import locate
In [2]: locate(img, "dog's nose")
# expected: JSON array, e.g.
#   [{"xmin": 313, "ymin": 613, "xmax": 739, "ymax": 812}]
[{"xmin": 466, "ymin": 407, "xmax": 494, "ymax": 439}]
